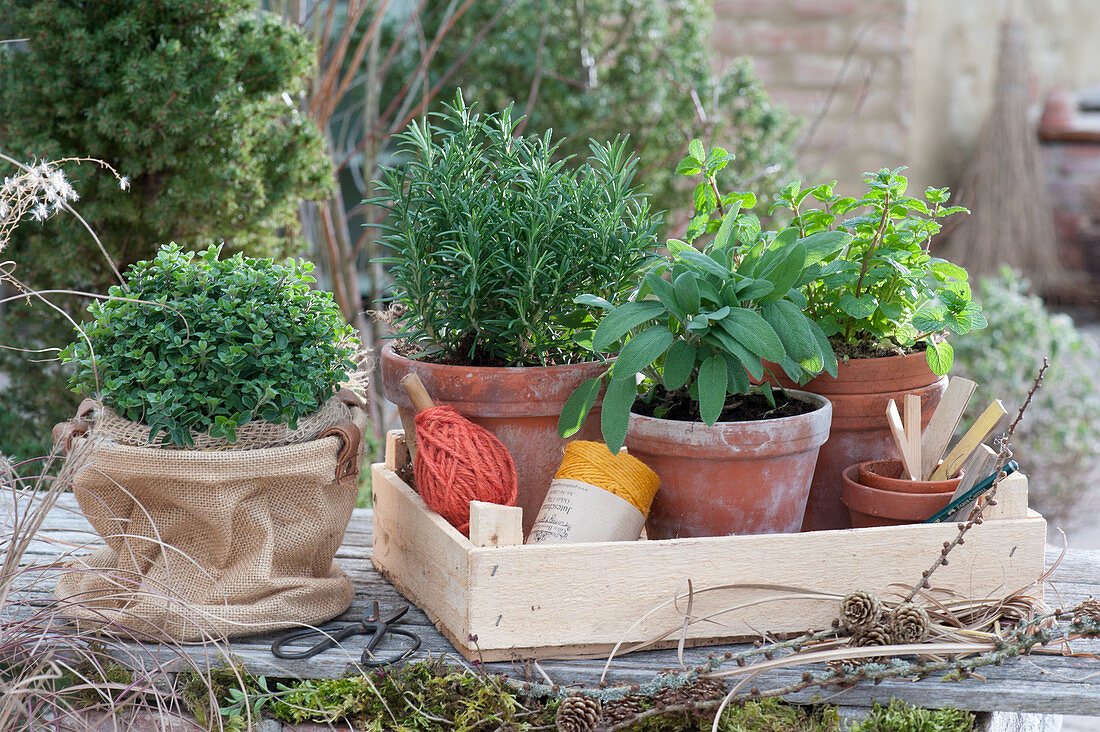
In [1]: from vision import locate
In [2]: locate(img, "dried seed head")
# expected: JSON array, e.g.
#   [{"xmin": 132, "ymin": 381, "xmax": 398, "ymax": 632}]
[
  {"xmin": 888, "ymin": 602, "xmax": 931, "ymax": 644},
  {"xmin": 840, "ymin": 590, "xmax": 882, "ymax": 634}
]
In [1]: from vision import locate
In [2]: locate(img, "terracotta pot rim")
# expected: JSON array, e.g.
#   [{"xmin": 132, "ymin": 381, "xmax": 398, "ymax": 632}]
[
  {"xmin": 381, "ymin": 341, "xmax": 609, "ymax": 375},
  {"xmin": 380, "ymin": 342, "xmax": 611, "ymax": 417},
  {"xmin": 768, "ymin": 350, "xmax": 942, "ymax": 395},
  {"xmin": 840, "ymin": 464, "xmax": 958, "ymax": 520},
  {"xmin": 857, "ymin": 459, "xmax": 961, "ymax": 494},
  {"xmin": 628, "ymin": 389, "xmax": 830, "ymax": 428},
  {"xmin": 625, "ymin": 390, "xmax": 832, "ymax": 460}
]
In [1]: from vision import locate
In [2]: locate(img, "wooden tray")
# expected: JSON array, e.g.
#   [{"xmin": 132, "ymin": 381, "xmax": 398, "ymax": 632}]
[{"xmin": 371, "ymin": 432, "xmax": 1046, "ymax": 662}]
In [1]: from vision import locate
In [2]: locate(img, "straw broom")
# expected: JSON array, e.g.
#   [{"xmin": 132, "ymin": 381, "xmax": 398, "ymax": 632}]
[{"xmin": 936, "ymin": 19, "xmax": 1069, "ymax": 295}]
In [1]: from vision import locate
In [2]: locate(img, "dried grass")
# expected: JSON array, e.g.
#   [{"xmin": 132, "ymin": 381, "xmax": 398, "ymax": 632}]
[{"xmin": 0, "ymin": 441, "xmax": 251, "ymax": 730}]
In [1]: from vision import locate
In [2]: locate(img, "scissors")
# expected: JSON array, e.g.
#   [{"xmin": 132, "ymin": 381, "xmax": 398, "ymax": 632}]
[{"xmin": 271, "ymin": 601, "xmax": 422, "ymax": 666}]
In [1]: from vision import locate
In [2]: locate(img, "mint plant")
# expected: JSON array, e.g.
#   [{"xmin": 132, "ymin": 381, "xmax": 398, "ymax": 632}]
[
  {"xmin": 771, "ymin": 168, "xmax": 982, "ymax": 375},
  {"xmin": 372, "ymin": 94, "xmax": 661, "ymax": 367},
  {"xmin": 559, "ymin": 142, "xmax": 846, "ymax": 453},
  {"xmin": 61, "ymin": 244, "xmax": 357, "ymax": 447}
]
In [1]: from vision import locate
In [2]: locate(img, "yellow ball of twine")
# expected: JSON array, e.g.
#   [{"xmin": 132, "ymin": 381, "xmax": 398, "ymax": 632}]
[{"xmin": 554, "ymin": 441, "xmax": 660, "ymax": 516}]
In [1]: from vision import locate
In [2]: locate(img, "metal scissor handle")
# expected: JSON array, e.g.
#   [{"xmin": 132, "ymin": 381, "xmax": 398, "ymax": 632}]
[
  {"xmin": 360, "ymin": 603, "xmax": 422, "ymax": 667},
  {"xmin": 271, "ymin": 622, "xmax": 362, "ymax": 660},
  {"xmin": 269, "ymin": 602, "xmax": 422, "ymax": 665}
]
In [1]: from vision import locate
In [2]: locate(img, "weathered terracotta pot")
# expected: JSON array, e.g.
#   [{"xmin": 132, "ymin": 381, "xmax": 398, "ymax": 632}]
[
  {"xmin": 380, "ymin": 343, "xmax": 606, "ymax": 536},
  {"xmin": 766, "ymin": 352, "xmax": 948, "ymax": 532},
  {"xmin": 857, "ymin": 459, "xmax": 958, "ymax": 494},
  {"xmin": 625, "ymin": 390, "xmax": 832, "ymax": 539},
  {"xmin": 840, "ymin": 464, "xmax": 961, "ymax": 528}
]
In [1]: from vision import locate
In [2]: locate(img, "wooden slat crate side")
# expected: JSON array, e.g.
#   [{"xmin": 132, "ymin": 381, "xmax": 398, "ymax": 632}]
[
  {"xmin": 370, "ymin": 462, "xmax": 472, "ymax": 647},
  {"xmin": 462, "ymin": 510, "xmax": 1046, "ymax": 654},
  {"xmin": 374, "ymin": 432, "xmax": 1047, "ymax": 662}
]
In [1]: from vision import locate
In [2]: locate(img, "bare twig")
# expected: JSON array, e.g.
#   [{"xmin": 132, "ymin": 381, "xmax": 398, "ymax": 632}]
[
  {"xmin": 793, "ymin": 18, "xmax": 877, "ymax": 163},
  {"xmin": 904, "ymin": 359, "xmax": 1048, "ymax": 602}
]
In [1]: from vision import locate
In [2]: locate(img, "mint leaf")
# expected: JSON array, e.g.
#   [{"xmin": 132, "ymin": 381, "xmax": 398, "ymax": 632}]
[{"xmin": 926, "ymin": 340, "xmax": 953, "ymax": 375}]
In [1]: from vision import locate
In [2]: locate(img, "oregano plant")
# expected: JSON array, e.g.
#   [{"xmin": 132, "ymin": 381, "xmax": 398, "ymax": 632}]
[
  {"xmin": 60, "ymin": 244, "xmax": 357, "ymax": 447},
  {"xmin": 770, "ymin": 168, "xmax": 982, "ymax": 375}
]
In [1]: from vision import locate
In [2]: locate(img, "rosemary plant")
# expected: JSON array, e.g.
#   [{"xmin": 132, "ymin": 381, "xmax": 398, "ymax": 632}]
[{"xmin": 372, "ymin": 94, "xmax": 661, "ymax": 366}]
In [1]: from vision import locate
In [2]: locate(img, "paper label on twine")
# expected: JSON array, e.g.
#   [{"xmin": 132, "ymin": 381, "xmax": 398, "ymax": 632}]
[{"xmin": 527, "ymin": 479, "xmax": 645, "ymax": 544}]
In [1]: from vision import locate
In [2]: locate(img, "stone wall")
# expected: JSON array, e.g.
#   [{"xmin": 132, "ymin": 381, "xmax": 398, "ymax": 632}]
[{"xmin": 711, "ymin": 0, "xmax": 1100, "ymax": 195}]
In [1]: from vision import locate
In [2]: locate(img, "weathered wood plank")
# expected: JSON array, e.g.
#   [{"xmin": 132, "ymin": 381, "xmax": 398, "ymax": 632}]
[{"xmin": 10, "ymin": 492, "xmax": 1100, "ymax": 714}]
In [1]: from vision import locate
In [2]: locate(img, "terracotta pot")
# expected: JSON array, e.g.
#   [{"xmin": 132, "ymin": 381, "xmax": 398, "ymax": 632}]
[
  {"xmin": 857, "ymin": 459, "xmax": 960, "ymax": 494},
  {"xmin": 380, "ymin": 343, "xmax": 606, "ymax": 536},
  {"xmin": 765, "ymin": 352, "xmax": 948, "ymax": 532},
  {"xmin": 625, "ymin": 390, "xmax": 831, "ymax": 538},
  {"xmin": 840, "ymin": 464, "xmax": 961, "ymax": 528}
]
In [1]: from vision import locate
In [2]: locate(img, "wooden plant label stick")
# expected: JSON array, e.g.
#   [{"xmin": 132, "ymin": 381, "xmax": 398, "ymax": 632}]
[
  {"xmin": 929, "ymin": 400, "xmax": 1008, "ymax": 481},
  {"xmin": 399, "ymin": 372, "xmax": 435, "ymax": 460},
  {"xmin": 886, "ymin": 399, "xmax": 919, "ymax": 480},
  {"xmin": 904, "ymin": 393, "xmax": 922, "ymax": 478},
  {"xmin": 948, "ymin": 444, "xmax": 998, "ymax": 503},
  {"xmin": 920, "ymin": 376, "xmax": 977, "ymax": 479},
  {"xmin": 945, "ymin": 444, "xmax": 999, "ymax": 520}
]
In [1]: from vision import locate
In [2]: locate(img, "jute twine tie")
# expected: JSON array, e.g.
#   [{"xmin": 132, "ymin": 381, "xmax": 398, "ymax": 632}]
[
  {"xmin": 413, "ymin": 405, "xmax": 517, "ymax": 536},
  {"xmin": 554, "ymin": 441, "xmax": 659, "ymax": 516}
]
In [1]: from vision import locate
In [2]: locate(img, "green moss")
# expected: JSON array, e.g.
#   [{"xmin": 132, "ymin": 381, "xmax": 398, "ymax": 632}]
[
  {"xmin": 719, "ymin": 698, "xmax": 841, "ymax": 731},
  {"xmin": 850, "ymin": 699, "xmax": 975, "ymax": 732},
  {"xmin": 178, "ymin": 665, "xmax": 266, "ymax": 731},
  {"xmin": 271, "ymin": 660, "xmax": 542, "ymax": 731},
  {"xmin": 179, "ymin": 659, "xmax": 555, "ymax": 732},
  {"xmin": 177, "ymin": 661, "xmax": 975, "ymax": 732},
  {"xmin": 72, "ymin": 659, "xmax": 135, "ymax": 708}
]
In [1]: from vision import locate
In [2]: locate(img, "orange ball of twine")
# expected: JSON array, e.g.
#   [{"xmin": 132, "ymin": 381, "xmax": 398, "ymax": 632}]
[
  {"xmin": 554, "ymin": 441, "xmax": 660, "ymax": 516},
  {"xmin": 413, "ymin": 405, "xmax": 517, "ymax": 536}
]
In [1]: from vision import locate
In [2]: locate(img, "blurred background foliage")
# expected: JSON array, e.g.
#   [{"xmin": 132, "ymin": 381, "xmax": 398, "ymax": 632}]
[
  {"xmin": 0, "ymin": 0, "xmax": 330, "ymax": 457},
  {"xmin": 952, "ymin": 268, "xmax": 1100, "ymax": 529},
  {"xmin": 7, "ymin": 0, "xmax": 1094, "ymax": 527}
]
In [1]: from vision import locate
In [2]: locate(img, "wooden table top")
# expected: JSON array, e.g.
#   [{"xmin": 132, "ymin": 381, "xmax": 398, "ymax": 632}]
[{"xmin": 10, "ymin": 492, "xmax": 1100, "ymax": 715}]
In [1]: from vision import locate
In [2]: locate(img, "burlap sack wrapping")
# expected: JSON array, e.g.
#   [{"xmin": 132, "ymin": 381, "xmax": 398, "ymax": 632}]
[
  {"xmin": 52, "ymin": 391, "xmax": 369, "ymax": 641},
  {"xmin": 87, "ymin": 394, "xmax": 357, "ymax": 450}
]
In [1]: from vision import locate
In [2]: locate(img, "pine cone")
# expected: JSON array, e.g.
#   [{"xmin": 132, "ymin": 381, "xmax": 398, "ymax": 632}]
[
  {"xmin": 840, "ymin": 590, "xmax": 882, "ymax": 634},
  {"xmin": 601, "ymin": 697, "xmax": 645, "ymax": 727},
  {"xmin": 853, "ymin": 624, "xmax": 891, "ymax": 664},
  {"xmin": 1072, "ymin": 597, "xmax": 1100, "ymax": 635},
  {"xmin": 888, "ymin": 602, "xmax": 931, "ymax": 644},
  {"xmin": 652, "ymin": 677, "xmax": 727, "ymax": 707},
  {"xmin": 1074, "ymin": 597, "xmax": 1100, "ymax": 624},
  {"xmin": 555, "ymin": 694, "xmax": 601, "ymax": 732},
  {"xmin": 854, "ymin": 625, "xmax": 891, "ymax": 647}
]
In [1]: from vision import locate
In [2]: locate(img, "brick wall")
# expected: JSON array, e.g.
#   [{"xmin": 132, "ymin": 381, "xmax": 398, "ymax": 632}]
[
  {"xmin": 711, "ymin": 0, "xmax": 916, "ymax": 194},
  {"xmin": 712, "ymin": 0, "xmax": 1100, "ymax": 196}
]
